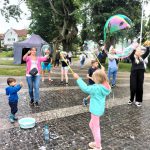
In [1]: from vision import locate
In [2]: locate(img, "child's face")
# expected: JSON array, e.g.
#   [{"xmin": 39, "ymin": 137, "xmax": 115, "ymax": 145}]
[
  {"xmin": 9, "ymin": 81, "xmax": 16, "ymax": 86},
  {"xmin": 92, "ymin": 62, "xmax": 98, "ymax": 68}
]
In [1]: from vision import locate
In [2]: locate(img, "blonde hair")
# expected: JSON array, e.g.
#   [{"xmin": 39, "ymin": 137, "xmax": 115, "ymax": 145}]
[
  {"xmin": 92, "ymin": 69, "xmax": 108, "ymax": 84},
  {"xmin": 91, "ymin": 59, "xmax": 98, "ymax": 64}
]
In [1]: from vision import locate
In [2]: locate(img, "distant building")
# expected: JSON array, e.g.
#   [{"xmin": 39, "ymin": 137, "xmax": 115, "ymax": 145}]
[
  {"xmin": 0, "ymin": 34, "xmax": 4, "ymax": 47},
  {"xmin": 3, "ymin": 28, "xmax": 28, "ymax": 48}
]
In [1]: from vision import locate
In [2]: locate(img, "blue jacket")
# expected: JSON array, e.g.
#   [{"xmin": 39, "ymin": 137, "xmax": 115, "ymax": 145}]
[
  {"xmin": 77, "ymin": 78, "xmax": 111, "ymax": 116},
  {"xmin": 5, "ymin": 84, "xmax": 22, "ymax": 103}
]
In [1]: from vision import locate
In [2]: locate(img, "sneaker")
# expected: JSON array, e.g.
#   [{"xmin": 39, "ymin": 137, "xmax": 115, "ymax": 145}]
[
  {"xmin": 89, "ymin": 142, "xmax": 96, "ymax": 149},
  {"xmin": 65, "ymin": 82, "xmax": 68, "ymax": 85},
  {"xmin": 111, "ymin": 84, "xmax": 116, "ymax": 88},
  {"xmin": 135, "ymin": 102, "xmax": 141, "ymax": 107},
  {"xmin": 49, "ymin": 79, "xmax": 53, "ymax": 81},
  {"xmin": 128, "ymin": 100, "xmax": 133, "ymax": 105},
  {"xmin": 88, "ymin": 148, "xmax": 102, "ymax": 150},
  {"xmin": 30, "ymin": 99, "xmax": 34, "ymax": 106},
  {"xmin": 13, "ymin": 115, "xmax": 18, "ymax": 121},
  {"xmin": 9, "ymin": 114, "xmax": 15, "ymax": 123},
  {"xmin": 83, "ymin": 98, "xmax": 88, "ymax": 106},
  {"xmin": 35, "ymin": 102, "xmax": 39, "ymax": 107}
]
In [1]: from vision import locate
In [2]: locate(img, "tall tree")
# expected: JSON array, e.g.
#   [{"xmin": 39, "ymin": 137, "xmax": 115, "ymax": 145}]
[
  {"xmin": 26, "ymin": 0, "xmax": 82, "ymax": 52},
  {"xmin": 80, "ymin": 0, "xmax": 143, "ymax": 45}
]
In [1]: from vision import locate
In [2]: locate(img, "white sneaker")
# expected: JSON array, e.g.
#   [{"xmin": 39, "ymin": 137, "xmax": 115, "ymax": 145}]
[
  {"xmin": 135, "ymin": 102, "xmax": 141, "ymax": 107},
  {"xmin": 128, "ymin": 101, "xmax": 133, "ymax": 105}
]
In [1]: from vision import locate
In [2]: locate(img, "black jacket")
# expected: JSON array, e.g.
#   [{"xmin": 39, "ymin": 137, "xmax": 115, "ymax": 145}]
[{"xmin": 130, "ymin": 47, "xmax": 149, "ymax": 71}]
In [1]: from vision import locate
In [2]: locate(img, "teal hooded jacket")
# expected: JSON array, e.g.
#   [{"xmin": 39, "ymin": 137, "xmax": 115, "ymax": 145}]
[{"xmin": 77, "ymin": 78, "xmax": 111, "ymax": 116}]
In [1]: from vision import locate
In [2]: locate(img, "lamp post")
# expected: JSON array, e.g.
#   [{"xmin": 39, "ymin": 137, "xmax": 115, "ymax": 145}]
[{"xmin": 140, "ymin": 0, "xmax": 145, "ymax": 45}]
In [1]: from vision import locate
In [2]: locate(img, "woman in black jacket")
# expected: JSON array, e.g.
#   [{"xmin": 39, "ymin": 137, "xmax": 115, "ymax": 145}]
[{"xmin": 128, "ymin": 46, "xmax": 149, "ymax": 107}]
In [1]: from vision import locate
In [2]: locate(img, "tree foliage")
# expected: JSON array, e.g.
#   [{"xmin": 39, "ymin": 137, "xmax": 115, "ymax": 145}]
[{"xmin": 0, "ymin": 0, "xmax": 23, "ymax": 22}]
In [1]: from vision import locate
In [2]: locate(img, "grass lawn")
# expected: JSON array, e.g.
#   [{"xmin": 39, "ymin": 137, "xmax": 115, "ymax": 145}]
[
  {"xmin": 0, "ymin": 51, "xmax": 13, "ymax": 57},
  {"xmin": 0, "ymin": 60, "xmax": 26, "ymax": 66},
  {"xmin": 0, "ymin": 67, "xmax": 26, "ymax": 76}
]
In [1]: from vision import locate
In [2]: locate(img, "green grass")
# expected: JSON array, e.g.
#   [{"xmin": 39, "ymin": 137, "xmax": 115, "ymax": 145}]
[
  {"xmin": 0, "ymin": 51, "xmax": 13, "ymax": 57},
  {"xmin": 0, "ymin": 60, "xmax": 26, "ymax": 66},
  {"xmin": 118, "ymin": 62, "xmax": 131, "ymax": 72},
  {"xmin": 0, "ymin": 67, "xmax": 26, "ymax": 76}
]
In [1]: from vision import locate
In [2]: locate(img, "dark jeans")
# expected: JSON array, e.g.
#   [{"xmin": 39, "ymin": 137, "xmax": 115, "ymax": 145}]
[
  {"xmin": 130, "ymin": 69, "xmax": 144, "ymax": 102},
  {"xmin": 9, "ymin": 101, "xmax": 18, "ymax": 115}
]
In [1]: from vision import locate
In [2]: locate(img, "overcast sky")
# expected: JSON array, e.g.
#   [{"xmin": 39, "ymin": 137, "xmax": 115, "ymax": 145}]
[{"xmin": 0, "ymin": 0, "xmax": 149, "ymax": 34}]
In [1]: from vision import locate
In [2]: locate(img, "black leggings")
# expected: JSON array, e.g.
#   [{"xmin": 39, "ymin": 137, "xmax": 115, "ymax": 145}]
[{"xmin": 130, "ymin": 70, "xmax": 144, "ymax": 102}]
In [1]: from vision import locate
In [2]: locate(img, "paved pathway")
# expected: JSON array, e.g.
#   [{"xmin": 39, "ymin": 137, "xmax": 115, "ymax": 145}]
[{"xmin": 0, "ymin": 64, "xmax": 150, "ymax": 150}]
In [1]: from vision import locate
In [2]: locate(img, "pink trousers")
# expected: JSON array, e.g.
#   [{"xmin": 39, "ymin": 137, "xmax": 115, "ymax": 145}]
[{"xmin": 89, "ymin": 114, "xmax": 101, "ymax": 148}]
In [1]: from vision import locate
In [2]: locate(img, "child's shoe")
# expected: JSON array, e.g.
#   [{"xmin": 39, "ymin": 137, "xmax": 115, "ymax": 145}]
[
  {"xmin": 89, "ymin": 142, "xmax": 96, "ymax": 148},
  {"xmin": 9, "ymin": 114, "xmax": 15, "ymax": 123},
  {"xmin": 88, "ymin": 142, "xmax": 102, "ymax": 150},
  {"xmin": 111, "ymin": 84, "xmax": 116, "ymax": 88},
  {"xmin": 13, "ymin": 115, "xmax": 18, "ymax": 121},
  {"xmin": 83, "ymin": 98, "xmax": 88, "ymax": 106}
]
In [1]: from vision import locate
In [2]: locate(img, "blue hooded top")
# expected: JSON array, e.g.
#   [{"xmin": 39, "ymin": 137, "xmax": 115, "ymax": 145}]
[
  {"xmin": 77, "ymin": 78, "xmax": 111, "ymax": 116},
  {"xmin": 5, "ymin": 84, "xmax": 22, "ymax": 103}
]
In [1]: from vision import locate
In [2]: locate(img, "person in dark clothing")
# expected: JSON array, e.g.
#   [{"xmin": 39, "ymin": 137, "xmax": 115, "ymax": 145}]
[
  {"xmin": 82, "ymin": 60, "xmax": 99, "ymax": 106},
  {"xmin": 5, "ymin": 78, "xmax": 23, "ymax": 123},
  {"xmin": 128, "ymin": 46, "xmax": 149, "ymax": 107},
  {"xmin": 54, "ymin": 50, "xmax": 60, "ymax": 67}
]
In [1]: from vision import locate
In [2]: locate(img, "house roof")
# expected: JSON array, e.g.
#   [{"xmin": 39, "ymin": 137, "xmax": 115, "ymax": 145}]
[
  {"xmin": 0, "ymin": 34, "xmax": 4, "ymax": 40},
  {"xmin": 13, "ymin": 29, "xmax": 28, "ymax": 37}
]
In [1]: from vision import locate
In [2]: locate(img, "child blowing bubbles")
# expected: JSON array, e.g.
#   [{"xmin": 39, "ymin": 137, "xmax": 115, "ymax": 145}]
[
  {"xmin": 5, "ymin": 78, "xmax": 23, "ymax": 123},
  {"xmin": 73, "ymin": 67, "xmax": 111, "ymax": 150}
]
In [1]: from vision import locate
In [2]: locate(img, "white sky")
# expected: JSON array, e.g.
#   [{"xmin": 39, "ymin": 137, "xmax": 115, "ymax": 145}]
[{"xmin": 0, "ymin": 0, "xmax": 149, "ymax": 34}]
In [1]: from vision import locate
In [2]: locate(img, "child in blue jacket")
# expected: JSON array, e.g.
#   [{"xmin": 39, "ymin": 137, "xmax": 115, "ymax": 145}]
[
  {"xmin": 73, "ymin": 67, "xmax": 111, "ymax": 150},
  {"xmin": 5, "ymin": 78, "xmax": 23, "ymax": 123}
]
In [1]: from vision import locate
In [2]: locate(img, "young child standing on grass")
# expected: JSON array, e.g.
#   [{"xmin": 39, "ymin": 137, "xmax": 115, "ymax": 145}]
[
  {"xmin": 5, "ymin": 78, "xmax": 23, "ymax": 123},
  {"xmin": 82, "ymin": 60, "xmax": 99, "ymax": 106},
  {"xmin": 73, "ymin": 67, "xmax": 111, "ymax": 150}
]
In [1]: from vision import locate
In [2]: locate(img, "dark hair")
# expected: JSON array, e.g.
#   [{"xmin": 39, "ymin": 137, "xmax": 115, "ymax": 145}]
[{"xmin": 7, "ymin": 78, "xmax": 16, "ymax": 85}]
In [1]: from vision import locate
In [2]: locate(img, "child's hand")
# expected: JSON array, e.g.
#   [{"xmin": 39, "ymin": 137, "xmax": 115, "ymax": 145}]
[
  {"xmin": 20, "ymin": 82, "xmax": 24, "ymax": 87},
  {"xmin": 73, "ymin": 73, "xmax": 79, "ymax": 80}
]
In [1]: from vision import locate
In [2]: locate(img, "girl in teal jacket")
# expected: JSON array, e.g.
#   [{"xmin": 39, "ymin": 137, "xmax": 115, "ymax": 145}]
[{"xmin": 73, "ymin": 68, "xmax": 111, "ymax": 150}]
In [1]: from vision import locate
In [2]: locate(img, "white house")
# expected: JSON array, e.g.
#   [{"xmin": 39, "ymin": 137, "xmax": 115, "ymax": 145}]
[{"xmin": 3, "ymin": 28, "xmax": 28, "ymax": 48}]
